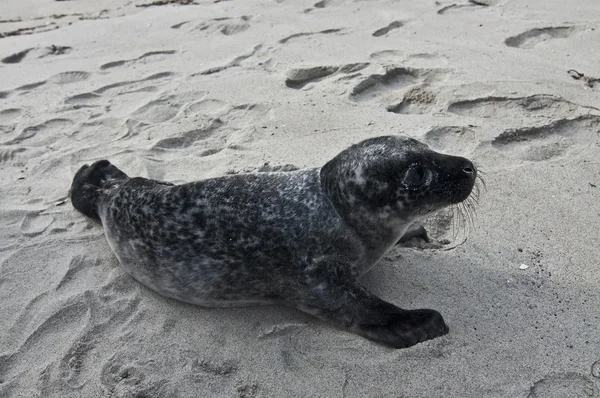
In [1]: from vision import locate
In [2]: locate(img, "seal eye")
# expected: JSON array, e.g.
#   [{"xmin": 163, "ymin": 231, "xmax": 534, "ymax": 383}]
[{"xmin": 405, "ymin": 165, "xmax": 427, "ymax": 188}]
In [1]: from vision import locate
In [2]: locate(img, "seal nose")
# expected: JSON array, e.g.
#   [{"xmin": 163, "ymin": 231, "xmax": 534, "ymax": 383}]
[{"xmin": 462, "ymin": 162, "xmax": 476, "ymax": 177}]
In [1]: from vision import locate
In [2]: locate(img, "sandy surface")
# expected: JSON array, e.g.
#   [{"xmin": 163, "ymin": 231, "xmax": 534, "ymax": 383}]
[{"xmin": 1, "ymin": 0, "xmax": 600, "ymax": 396}]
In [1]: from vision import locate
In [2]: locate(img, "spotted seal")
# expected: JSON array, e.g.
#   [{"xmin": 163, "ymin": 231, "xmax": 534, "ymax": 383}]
[{"xmin": 70, "ymin": 135, "xmax": 478, "ymax": 348}]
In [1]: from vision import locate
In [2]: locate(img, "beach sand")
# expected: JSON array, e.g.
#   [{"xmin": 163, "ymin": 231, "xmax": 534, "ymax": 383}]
[{"xmin": 1, "ymin": 0, "xmax": 599, "ymax": 396}]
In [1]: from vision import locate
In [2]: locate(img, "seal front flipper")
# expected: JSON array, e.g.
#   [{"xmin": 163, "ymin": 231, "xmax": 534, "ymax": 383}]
[
  {"xmin": 397, "ymin": 223, "xmax": 430, "ymax": 244},
  {"xmin": 69, "ymin": 160, "xmax": 129, "ymax": 221},
  {"xmin": 354, "ymin": 305, "xmax": 449, "ymax": 348},
  {"xmin": 295, "ymin": 279, "xmax": 448, "ymax": 349}
]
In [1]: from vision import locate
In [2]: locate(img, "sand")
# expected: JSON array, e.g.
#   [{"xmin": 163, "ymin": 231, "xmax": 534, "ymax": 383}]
[{"xmin": 1, "ymin": 0, "xmax": 599, "ymax": 396}]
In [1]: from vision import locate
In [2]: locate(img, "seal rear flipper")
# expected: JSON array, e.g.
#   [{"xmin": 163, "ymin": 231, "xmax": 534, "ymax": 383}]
[
  {"xmin": 69, "ymin": 160, "xmax": 129, "ymax": 221},
  {"xmin": 294, "ymin": 281, "xmax": 448, "ymax": 348}
]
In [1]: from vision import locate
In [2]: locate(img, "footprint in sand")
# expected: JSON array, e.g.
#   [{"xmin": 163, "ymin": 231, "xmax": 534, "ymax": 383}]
[
  {"xmin": 15, "ymin": 81, "xmax": 46, "ymax": 92},
  {"xmin": 0, "ymin": 297, "xmax": 91, "ymax": 393},
  {"xmin": 100, "ymin": 352, "xmax": 174, "ymax": 397},
  {"xmin": 236, "ymin": 383, "xmax": 260, "ymax": 398},
  {"xmin": 131, "ymin": 96, "xmax": 181, "ymax": 124},
  {"xmin": 94, "ymin": 72, "xmax": 175, "ymax": 96},
  {"xmin": 528, "ymin": 372, "xmax": 598, "ymax": 398},
  {"xmin": 4, "ymin": 118, "xmax": 74, "ymax": 146},
  {"xmin": 447, "ymin": 94, "xmax": 580, "ymax": 119},
  {"xmin": 100, "ymin": 50, "xmax": 177, "ymax": 70},
  {"xmin": 64, "ymin": 92, "xmax": 103, "ymax": 108},
  {"xmin": 48, "ymin": 71, "xmax": 90, "ymax": 85},
  {"xmin": 191, "ymin": 358, "xmax": 239, "ymax": 378},
  {"xmin": 369, "ymin": 49, "xmax": 404, "ymax": 61},
  {"xmin": 1, "ymin": 45, "xmax": 71, "ymax": 64},
  {"xmin": 153, "ymin": 118, "xmax": 224, "ymax": 150},
  {"xmin": 56, "ymin": 278, "xmax": 140, "ymax": 388},
  {"xmin": 437, "ymin": 0, "xmax": 494, "ymax": 15},
  {"xmin": 194, "ymin": 44, "xmax": 264, "ymax": 76},
  {"xmin": 0, "ymin": 108, "xmax": 23, "ymax": 123},
  {"xmin": 278, "ymin": 28, "xmax": 342, "ymax": 44},
  {"xmin": 55, "ymin": 255, "xmax": 102, "ymax": 291},
  {"xmin": 313, "ymin": 0, "xmax": 331, "ymax": 8},
  {"xmin": 2, "ymin": 48, "xmax": 36, "ymax": 64},
  {"xmin": 63, "ymin": 72, "xmax": 176, "ymax": 113},
  {"xmin": 425, "ymin": 125, "xmax": 480, "ymax": 154},
  {"xmin": 58, "ymin": 332, "xmax": 96, "ymax": 387},
  {"xmin": 0, "ymin": 123, "xmax": 15, "ymax": 135},
  {"xmin": 372, "ymin": 21, "xmax": 404, "ymax": 37},
  {"xmin": 152, "ymin": 101, "xmax": 274, "ymax": 153},
  {"xmin": 8, "ymin": 71, "xmax": 91, "ymax": 97},
  {"xmin": 128, "ymin": 91, "xmax": 209, "ymax": 125},
  {"xmin": 20, "ymin": 212, "xmax": 55, "ymax": 237},
  {"xmin": 286, "ymin": 66, "xmax": 340, "ymax": 89},
  {"xmin": 0, "ymin": 147, "xmax": 26, "ymax": 164},
  {"xmin": 285, "ymin": 63, "xmax": 369, "ymax": 89},
  {"xmin": 185, "ymin": 16, "xmax": 251, "ymax": 36},
  {"xmin": 170, "ymin": 20, "xmax": 190, "ymax": 29},
  {"xmin": 182, "ymin": 99, "xmax": 229, "ymax": 117},
  {"xmin": 350, "ymin": 67, "xmax": 449, "ymax": 102},
  {"xmin": 222, "ymin": 103, "xmax": 274, "ymax": 130},
  {"xmin": 370, "ymin": 50, "xmax": 450, "ymax": 67},
  {"xmin": 491, "ymin": 115, "xmax": 600, "ymax": 161},
  {"xmin": 350, "ymin": 67, "xmax": 418, "ymax": 100},
  {"xmin": 387, "ymin": 86, "xmax": 437, "ymax": 114},
  {"xmin": 505, "ymin": 26, "xmax": 578, "ymax": 49}
]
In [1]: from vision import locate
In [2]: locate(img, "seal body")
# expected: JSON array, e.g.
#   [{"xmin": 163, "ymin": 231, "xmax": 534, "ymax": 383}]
[{"xmin": 70, "ymin": 136, "xmax": 477, "ymax": 348}]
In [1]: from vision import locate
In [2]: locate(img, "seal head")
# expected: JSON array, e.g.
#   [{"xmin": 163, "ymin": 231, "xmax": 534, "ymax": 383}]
[{"xmin": 321, "ymin": 136, "xmax": 476, "ymax": 271}]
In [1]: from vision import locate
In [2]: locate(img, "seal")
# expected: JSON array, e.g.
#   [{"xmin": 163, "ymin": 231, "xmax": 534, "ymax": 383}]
[{"xmin": 70, "ymin": 135, "xmax": 477, "ymax": 348}]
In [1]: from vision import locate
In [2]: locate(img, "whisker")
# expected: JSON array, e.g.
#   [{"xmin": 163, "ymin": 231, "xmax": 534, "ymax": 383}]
[
  {"xmin": 468, "ymin": 200, "xmax": 476, "ymax": 230},
  {"xmin": 445, "ymin": 172, "xmax": 484, "ymax": 245},
  {"xmin": 462, "ymin": 202, "xmax": 472, "ymax": 233},
  {"xmin": 461, "ymin": 202, "xmax": 469, "ymax": 231},
  {"xmin": 474, "ymin": 181, "xmax": 481, "ymax": 198},
  {"xmin": 460, "ymin": 203, "xmax": 467, "ymax": 229},
  {"xmin": 451, "ymin": 204, "xmax": 457, "ymax": 241},
  {"xmin": 452, "ymin": 204, "xmax": 461, "ymax": 241},
  {"xmin": 476, "ymin": 173, "xmax": 487, "ymax": 191},
  {"xmin": 468, "ymin": 199, "xmax": 478, "ymax": 218}
]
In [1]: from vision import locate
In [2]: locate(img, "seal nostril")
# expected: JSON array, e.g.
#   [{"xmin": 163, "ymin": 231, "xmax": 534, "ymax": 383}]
[{"xmin": 463, "ymin": 165, "xmax": 474, "ymax": 174}]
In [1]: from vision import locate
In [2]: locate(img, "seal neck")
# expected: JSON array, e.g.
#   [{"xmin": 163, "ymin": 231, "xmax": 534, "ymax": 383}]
[{"xmin": 320, "ymin": 162, "xmax": 408, "ymax": 261}]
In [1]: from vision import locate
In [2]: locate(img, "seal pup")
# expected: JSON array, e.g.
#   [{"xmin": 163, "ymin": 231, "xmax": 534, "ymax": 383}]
[{"xmin": 70, "ymin": 136, "xmax": 477, "ymax": 348}]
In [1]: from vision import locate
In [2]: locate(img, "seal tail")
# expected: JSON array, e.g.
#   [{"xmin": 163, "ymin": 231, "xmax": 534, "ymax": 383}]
[{"xmin": 69, "ymin": 160, "xmax": 129, "ymax": 221}]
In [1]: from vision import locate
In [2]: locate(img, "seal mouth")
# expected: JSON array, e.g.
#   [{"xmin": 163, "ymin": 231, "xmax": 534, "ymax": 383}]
[{"xmin": 449, "ymin": 165, "xmax": 484, "ymax": 233}]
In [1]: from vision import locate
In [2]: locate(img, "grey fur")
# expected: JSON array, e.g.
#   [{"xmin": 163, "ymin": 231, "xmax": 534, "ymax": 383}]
[{"xmin": 70, "ymin": 136, "xmax": 477, "ymax": 348}]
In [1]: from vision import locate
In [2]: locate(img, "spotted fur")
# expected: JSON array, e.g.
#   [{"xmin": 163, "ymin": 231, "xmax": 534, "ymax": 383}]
[{"xmin": 70, "ymin": 136, "xmax": 477, "ymax": 348}]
